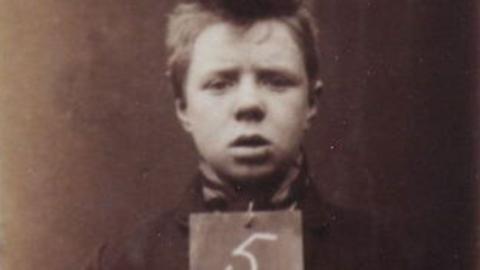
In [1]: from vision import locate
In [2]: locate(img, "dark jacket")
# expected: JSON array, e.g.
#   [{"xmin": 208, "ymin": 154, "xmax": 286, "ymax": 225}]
[{"xmin": 85, "ymin": 174, "xmax": 404, "ymax": 270}]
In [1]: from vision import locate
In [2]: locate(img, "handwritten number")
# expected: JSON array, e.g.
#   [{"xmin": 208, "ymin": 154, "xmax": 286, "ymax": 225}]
[{"xmin": 225, "ymin": 233, "xmax": 278, "ymax": 270}]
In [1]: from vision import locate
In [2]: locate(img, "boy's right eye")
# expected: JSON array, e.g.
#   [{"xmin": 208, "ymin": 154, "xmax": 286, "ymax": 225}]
[{"xmin": 203, "ymin": 78, "xmax": 235, "ymax": 92}]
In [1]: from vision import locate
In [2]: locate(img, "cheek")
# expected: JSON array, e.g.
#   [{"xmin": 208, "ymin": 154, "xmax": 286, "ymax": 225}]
[
  {"xmin": 186, "ymin": 96, "xmax": 231, "ymax": 139},
  {"xmin": 268, "ymin": 95, "xmax": 310, "ymax": 142},
  {"xmin": 271, "ymin": 93, "xmax": 309, "ymax": 124}
]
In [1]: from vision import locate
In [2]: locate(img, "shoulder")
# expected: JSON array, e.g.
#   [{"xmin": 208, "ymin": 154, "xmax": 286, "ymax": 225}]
[
  {"xmin": 302, "ymin": 187, "xmax": 407, "ymax": 269},
  {"xmin": 83, "ymin": 209, "xmax": 188, "ymax": 270},
  {"xmin": 83, "ymin": 181, "xmax": 204, "ymax": 270}
]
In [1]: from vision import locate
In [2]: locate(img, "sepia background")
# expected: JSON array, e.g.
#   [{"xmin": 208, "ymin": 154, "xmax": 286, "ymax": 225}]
[{"xmin": 0, "ymin": 0, "xmax": 478, "ymax": 269}]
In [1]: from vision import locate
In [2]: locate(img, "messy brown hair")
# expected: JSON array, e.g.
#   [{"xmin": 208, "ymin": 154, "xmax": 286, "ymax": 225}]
[{"xmin": 165, "ymin": 0, "xmax": 320, "ymax": 104}]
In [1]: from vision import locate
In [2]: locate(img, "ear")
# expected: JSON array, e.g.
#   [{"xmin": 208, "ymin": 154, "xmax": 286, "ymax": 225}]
[
  {"xmin": 304, "ymin": 102, "xmax": 317, "ymax": 130},
  {"xmin": 304, "ymin": 79, "xmax": 323, "ymax": 129},
  {"xmin": 175, "ymin": 99, "xmax": 192, "ymax": 133}
]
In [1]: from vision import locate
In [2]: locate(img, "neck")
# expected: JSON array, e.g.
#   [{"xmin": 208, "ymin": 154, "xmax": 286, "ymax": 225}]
[{"xmin": 198, "ymin": 155, "xmax": 306, "ymax": 210}]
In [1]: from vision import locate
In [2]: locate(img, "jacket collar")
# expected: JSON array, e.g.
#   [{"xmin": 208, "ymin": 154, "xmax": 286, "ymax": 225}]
[
  {"xmin": 198, "ymin": 155, "xmax": 305, "ymax": 208},
  {"xmin": 173, "ymin": 165, "xmax": 337, "ymax": 233}
]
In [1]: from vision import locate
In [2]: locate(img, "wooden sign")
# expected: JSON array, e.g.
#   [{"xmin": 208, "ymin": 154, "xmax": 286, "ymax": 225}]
[{"xmin": 190, "ymin": 210, "xmax": 303, "ymax": 270}]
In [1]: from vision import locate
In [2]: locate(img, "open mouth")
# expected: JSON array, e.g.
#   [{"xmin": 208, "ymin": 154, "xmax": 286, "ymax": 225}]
[
  {"xmin": 230, "ymin": 135, "xmax": 270, "ymax": 148},
  {"xmin": 229, "ymin": 135, "xmax": 271, "ymax": 164}
]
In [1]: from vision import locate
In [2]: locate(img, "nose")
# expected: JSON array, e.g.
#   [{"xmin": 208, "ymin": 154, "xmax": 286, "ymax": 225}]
[{"xmin": 234, "ymin": 77, "xmax": 266, "ymax": 122}]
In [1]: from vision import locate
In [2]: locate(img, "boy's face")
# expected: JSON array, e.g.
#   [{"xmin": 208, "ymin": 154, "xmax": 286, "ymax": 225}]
[{"xmin": 176, "ymin": 19, "xmax": 316, "ymax": 183}]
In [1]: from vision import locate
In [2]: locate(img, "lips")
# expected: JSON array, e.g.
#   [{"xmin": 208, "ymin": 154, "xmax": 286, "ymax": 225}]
[
  {"xmin": 230, "ymin": 135, "xmax": 270, "ymax": 147},
  {"xmin": 229, "ymin": 135, "xmax": 271, "ymax": 164}
]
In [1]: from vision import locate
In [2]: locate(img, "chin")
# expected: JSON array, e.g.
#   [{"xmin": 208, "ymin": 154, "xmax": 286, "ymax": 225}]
[{"xmin": 220, "ymin": 163, "xmax": 284, "ymax": 184}]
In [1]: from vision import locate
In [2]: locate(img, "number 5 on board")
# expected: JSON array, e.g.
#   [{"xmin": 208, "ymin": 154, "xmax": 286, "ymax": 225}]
[{"xmin": 225, "ymin": 233, "xmax": 278, "ymax": 270}]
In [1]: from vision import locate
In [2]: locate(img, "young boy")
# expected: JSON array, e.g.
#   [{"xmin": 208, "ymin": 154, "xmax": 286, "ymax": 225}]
[{"xmin": 85, "ymin": 0, "xmax": 401, "ymax": 269}]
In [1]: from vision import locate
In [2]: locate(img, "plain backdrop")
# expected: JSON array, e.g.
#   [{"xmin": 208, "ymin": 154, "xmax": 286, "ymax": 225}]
[{"xmin": 0, "ymin": 0, "xmax": 478, "ymax": 269}]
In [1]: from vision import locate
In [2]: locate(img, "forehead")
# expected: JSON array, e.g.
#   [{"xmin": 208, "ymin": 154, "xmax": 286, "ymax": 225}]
[{"xmin": 189, "ymin": 19, "xmax": 305, "ymax": 73}]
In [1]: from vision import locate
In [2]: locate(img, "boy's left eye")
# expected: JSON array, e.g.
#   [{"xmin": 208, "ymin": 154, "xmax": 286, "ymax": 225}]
[{"xmin": 259, "ymin": 74, "xmax": 298, "ymax": 89}]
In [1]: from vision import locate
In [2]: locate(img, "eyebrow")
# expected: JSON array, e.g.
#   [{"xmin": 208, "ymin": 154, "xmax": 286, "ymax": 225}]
[
  {"xmin": 202, "ymin": 68, "xmax": 239, "ymax": 80},
  {"xmin": 255, "ymin": 67, "xmax": 305, "ymax": 82}
]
